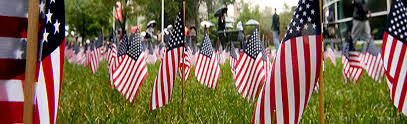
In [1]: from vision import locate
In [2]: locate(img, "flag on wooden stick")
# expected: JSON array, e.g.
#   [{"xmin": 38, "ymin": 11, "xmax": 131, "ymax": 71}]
[
  {"xmin": 0, "ymin": 0, "xmax": 65, "ymax": 123},
  {"xmin": 113, "ymin": 30, "xmax": 148, "ymax": 103},
  {"xmin": 234, "ymin": 28, "xmax": 266, "ymax": 102},
  {"xmin": 382, "ymin": 0, "xmax": 407, "ymax": 116},
  {"xmin": 194, "ymin": 31, "xmax": 221, "ymax": 89},
  {"xmin": 150, "ymin": 2, "xmax": 185, "ymax": 110},
  {"xmin": 178, "ymin": 40, "xmax": 192, "ymax": 82},
  {"xmin": 252, "ymin": 0, "xmax": 322, "ymax": 123}
]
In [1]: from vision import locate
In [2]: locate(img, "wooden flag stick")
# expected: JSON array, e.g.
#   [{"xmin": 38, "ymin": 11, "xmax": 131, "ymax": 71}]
[
  {"xmin": 181, "ymin": 0, "xmax": 186, "ymax": 118},
  {"xmin": 25, "ymin": 0, "xmax": 40, "ymax": 123},
  {"xmin": 318, "ymin": 0, "xmax": 325, "ymax": 123}
]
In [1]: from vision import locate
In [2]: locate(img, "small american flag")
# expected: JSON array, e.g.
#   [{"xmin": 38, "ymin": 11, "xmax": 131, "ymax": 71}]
[
  {"xmin": 89, "ymin": 31, "xmax": 103, "ymax": 74},
  {"xmin": 150, "ymin": 2, "xmax": 185, "ymax": 110},
  {"xmin": 107, "ymin": 33, "xmax": 118, "ymax": 88},
  {"xmin": 178, "ymin": 40, "xmax": 192, "ymax": 82},
  {"xmin": 341, "ymin": 44, "xmax": 363, "ymax": 83},
  {"xmin": 234, "ymin": 28, "xmax": 266, "ymax": 102},
  {"xmin": 253, "ymin": 0, "xmax": 322, "ymax": 123},
  {"xmin": 194, "ymin": 31, "xmax": 221, "ymax": 89},
  {"xmin": 229, "ymin": 43, "xmax": 238, "ymax": 79},
  {"xmin": 362, "ymin": 41, "xmax": 385, "ymax": 82},
  {"xmin": 382, "ymin": 0, "xmax": 407, "ymax": 116},
  {"xmin": 325, "ymin": 46, "xmax": 336, "ymax": 67},
  {"xmin": 113, "ymin": 30, "xmax": 148, "ymax": 103}
]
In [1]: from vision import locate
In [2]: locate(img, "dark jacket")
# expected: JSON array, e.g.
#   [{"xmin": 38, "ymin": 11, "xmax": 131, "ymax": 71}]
[
  {"xmin": 218, "ymin": 16, "xmax": 225, "ymax": 31},
  {"xmin": 353, "ymin": 0, "xmax": 369, "ymax": 21},
  {"xmin": 272, "ymin": 14, "xmax": 280, "ymax": 32}
]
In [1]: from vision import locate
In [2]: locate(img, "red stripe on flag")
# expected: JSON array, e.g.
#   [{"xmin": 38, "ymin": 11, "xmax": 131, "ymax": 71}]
[
  {"xmin": 0, "ymin": 101, "xmax": 24, "ymax": 123},
  {"xmin": 302, "ymin": 36, "xmax": 312, "ymax": 113},
  {"xmin": 0, "ymin": 59, "xmax": 26, "ymax": 80},
  {"xmin": 279, "ymin": 43, "xmax": 289, "ymax": 124},
  {"xmin": 290, "ymin": 38, "xmax": 300, "ymax": 123},
  {"xmin": 0, "ymin": 16, "xmax": 27, "ymax": 38},
  {"xmin": 42, "ymin": 56, "xmax": 56, "ymax": 124}
]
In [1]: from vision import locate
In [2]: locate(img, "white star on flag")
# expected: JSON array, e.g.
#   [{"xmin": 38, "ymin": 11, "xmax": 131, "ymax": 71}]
[
  {"xmin": 46, "ymin": 9, "xmax": 53, "ymax": 23},
  {"xmin": 54, "ymin": 20, "xmax": 60, "ymax": 34}
]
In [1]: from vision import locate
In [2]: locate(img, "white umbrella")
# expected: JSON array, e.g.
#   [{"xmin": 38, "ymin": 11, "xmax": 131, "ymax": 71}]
[
  {"xmin": 147, "ymin": 20, "xmax": 157, "ymax": 27},
  {"xmin": 225, "ymin": 23, "xmax": 233, "ymax": 28},
  {"xmin": 236, "ymin": 21, "xmax": 243, "ymax": 31},
  {"xmin": 225, "ymin": 17, "xmax": 235, "ymax": 23},
  {"xmin": 245, "ymin": 19, "xmax": 259, "ymax": 25},
  {"xmin": 200, "ymin": 21, "xmax": 214, "ymax": 28}
]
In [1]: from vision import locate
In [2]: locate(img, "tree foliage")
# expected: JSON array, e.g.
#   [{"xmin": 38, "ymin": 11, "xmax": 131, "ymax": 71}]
[{"xmin": 65, "ymin": 0, "xmax": 115, "ymax": 40}]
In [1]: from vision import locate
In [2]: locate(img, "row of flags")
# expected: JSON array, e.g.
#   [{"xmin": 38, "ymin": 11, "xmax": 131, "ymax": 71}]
[{"xmin": 4, "ymin": 0, "xmax": 407, "ymax": 123}]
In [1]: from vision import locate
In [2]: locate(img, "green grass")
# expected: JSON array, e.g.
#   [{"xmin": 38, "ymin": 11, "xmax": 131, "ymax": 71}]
[{"xmin": 58, "ymin": 59, "xmax": 407, "ymax": 123}]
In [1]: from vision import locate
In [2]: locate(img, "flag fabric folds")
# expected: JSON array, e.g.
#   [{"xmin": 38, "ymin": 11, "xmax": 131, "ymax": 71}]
[
  {"xmin": 0, "ymin": 0, "xmax": 65, "ymax": 123},
  {"xmin": 252, "ymin": 0, "xmax": 322, "ymax": 123},
  {"xmin": 325, "ymin": 47, "xmax": 336, "ymax": 67},
  {"xmin": 362, "ymin": 41, "xmax": 385, "ymax": 82},
  {"xmin": 178, "ymin": 40, "xmax": 192, "ymax": 82},
  {"xmin": 150, "ymin": 3, "xmax": 185, "ymax": 110},
  {"xmin": 382, "ymin": 0, "xmax": 407, "ymax": 116},
  {"xmin": 107, "ymin": 33, "xmax": 118, "ymax": 87},
  {"xmin": 194, "ymin": 31, "xmax": 221, "ymax": 89},
  {"xmin": 345, "ymin": 51, "xmax": 363, "ymax": 83},
  {"xmin": 113, "ymin": 31, "xmax": 148, "ymax": 103},
  {"xmin": 234, "ymin": 28, "xmax": 266, "ymax": 102},
  {"xmin": 89, "ymin": 32, "xmax": 103, "ymax": 74}
]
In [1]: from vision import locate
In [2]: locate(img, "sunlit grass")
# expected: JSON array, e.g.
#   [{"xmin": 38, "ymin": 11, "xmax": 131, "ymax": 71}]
[{"xmin": 58, "ymin": 59, "xmax": 407, "ymax": 123}]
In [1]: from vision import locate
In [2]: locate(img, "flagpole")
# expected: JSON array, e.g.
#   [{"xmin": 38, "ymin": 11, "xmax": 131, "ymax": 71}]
[
  {"xmin": 25, "ymin": 0, "xmax": 40, "ymax": 123},
  {"xmin": 181, "ymin": 0, "xmax": 186, "ymax": 118},
  {"xmin": 161, "ymin": 0, "xmax": 165, "ymax": 42},
  {"xmin": 318, "ymin": 0, "xmax": 325, "ymax": 123}
]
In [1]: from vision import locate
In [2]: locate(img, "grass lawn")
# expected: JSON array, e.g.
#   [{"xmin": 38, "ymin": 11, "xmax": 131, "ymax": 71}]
[{"xmin": 58, "ymin": 59, "xmax": 407, "ymax": 123}]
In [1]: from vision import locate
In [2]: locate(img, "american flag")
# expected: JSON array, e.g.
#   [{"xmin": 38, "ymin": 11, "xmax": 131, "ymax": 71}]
[
  {"xmin": 229, "ymin": 43, "xmax": 238, "ymax": 79},
  {"xmin": 0, "ymin": 0, "xmax": 65, "ymax": 123},
  {"xmin": 178, "ymin": 40, "xmax": 192, "ymax": 82},
  {"xmin": 252, "ymin": 0, "xmax": 322, "ymax": 123},
  {"xmin": 234, "ymin": 28, "xmax": 266, "ymax": 102},
  {"xmin": 89, "ymin": 31, "xmax": 103, "ymax": 74},
  {"xmin": 117, "ymin": 33, "xmax": 129, "ymax": 64},
  {"xmin": 115, "ymin": 1, "xmax": 122, "ymax": 21},
  {"xmin": 382, "ymin": 0, "xmax": 407, "ymax": 116},
  {"xmin": 113, "ymin": 30, "xmax": 148, "ymax": 103},
  {"xmin": 325, "ymin": 46, "xmax": 336, "ymax": 67},
  {"xmin": 194, "ymin": 31, "xmax": 221, "ymax": 89},
  {"xmin": 362, "ymin": 42, "xmax": 385, "ymax": 82},
  {"xmin": 341, "ymin": 44, "xmax": 363, "ymax": 83},
  {"xmin": 341, "ymin": 50, "xmax": 350, "ymax": 84},
  {"xmin": 107, "ymin": 32, "xmax": 118, "ymax": 88},
  {"xmin": 150, "ymin": 2, "xmax": 184, "ymax": 110}
]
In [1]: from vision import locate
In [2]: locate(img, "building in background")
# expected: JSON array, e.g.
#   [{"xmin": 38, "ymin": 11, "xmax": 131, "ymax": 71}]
[{"xmin": 323, "ymin": 0, "xmax": 396, "ymax": 41}]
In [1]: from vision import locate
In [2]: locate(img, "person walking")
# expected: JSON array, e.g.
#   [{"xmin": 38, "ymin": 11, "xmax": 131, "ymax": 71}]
[
  {"xmin": 272, "ymin": 8, "xmax": 280, "ymax": 49},
  {"xmin": 349, "ymin": 0, "xmax": 371, "ymax": 50}
]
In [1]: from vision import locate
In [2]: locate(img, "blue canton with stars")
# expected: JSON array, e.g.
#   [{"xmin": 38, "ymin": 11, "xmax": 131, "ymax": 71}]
[
  {"xmin": 39, "ymin": 0, "xmax": 65, "ymax": 60},
  {"xmin": 127, "ymin": 30, "xmax": 144, "ymax": 61},
  {"xmin": 166, "ymin": 3, "xmax": 185, "ymax": 51},
  {"xmin": 199, "ymin": 31, "xmax": 214, "ymax": 58},
  {"xmin": 244, "ymin": 28, "xmax": 262, "ymax": 59},
  {"xmin": 117, "ymin": 33, "xmax": 129, "ymax": 57},
  {"xmin": 385, "ymin": 0, "xmax": 407, "ymax": 45},
  {"xmin": 282, "ymin": 0, "xmax": 321, "ymax": 42}
]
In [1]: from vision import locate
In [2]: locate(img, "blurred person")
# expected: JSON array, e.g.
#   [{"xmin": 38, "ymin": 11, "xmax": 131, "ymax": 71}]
[
  {"xmin": 272, "ymin": 8, "xmax": 280, "ymax": 49},
  {"xmin": 349, "ymin": 0, "xmax": 371, "ymax": 51},
  {"xmin": 237, "ymin": 21, "xmax": 245, "ymax": 50}
]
